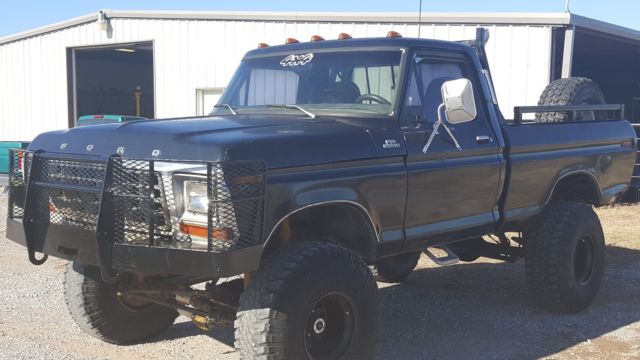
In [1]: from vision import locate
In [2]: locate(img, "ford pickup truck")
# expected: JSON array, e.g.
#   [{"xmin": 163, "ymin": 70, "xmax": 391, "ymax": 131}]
[{"xmin": 5, "ymin": 29, "xmax": 636, "ymax": 359}]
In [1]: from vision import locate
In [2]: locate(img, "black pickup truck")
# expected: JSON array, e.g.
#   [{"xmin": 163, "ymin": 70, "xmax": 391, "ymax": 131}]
[{"xmin": 5, "ymin": 29, "xmax": 636, "ymax": 359}]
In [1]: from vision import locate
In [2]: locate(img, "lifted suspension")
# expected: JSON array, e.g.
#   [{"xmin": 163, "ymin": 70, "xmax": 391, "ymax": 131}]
[{"xmin": 118, "ymin": 278, "xmax": 244, "ymax": 330}]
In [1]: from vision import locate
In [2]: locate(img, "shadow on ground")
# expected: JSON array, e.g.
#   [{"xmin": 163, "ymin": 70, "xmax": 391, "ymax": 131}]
[
  {"xmin": 160, "ymin": 322, "xmax": 236, "ymax": 348},
  {"xmin": 156, "ymin": 245, "xmax": 640, "ymax": 359}
]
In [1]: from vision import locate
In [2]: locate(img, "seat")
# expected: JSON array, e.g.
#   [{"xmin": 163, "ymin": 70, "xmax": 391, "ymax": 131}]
[
  {"xmin": 311, "ymin": 80, "xmax": 361, "ymax": 103},
  {"xmin": 330, "ymin": 81, "xmax": 361, "ymax": 103},
  {"xmin": 422, "ymin": 76, "xmax": 456, "ymax": 123}
]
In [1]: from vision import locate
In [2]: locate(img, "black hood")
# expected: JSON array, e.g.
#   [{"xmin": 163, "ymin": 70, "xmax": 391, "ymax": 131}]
[{"xmin": 28, "ymin": 115, "xmax": 396, "ymax": 169}]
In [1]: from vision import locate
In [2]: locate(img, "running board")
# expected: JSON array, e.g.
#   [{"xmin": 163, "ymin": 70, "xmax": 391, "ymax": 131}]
[{"xmin": 423, "ymin": 246, "xmax": 460, "ymax": 266}]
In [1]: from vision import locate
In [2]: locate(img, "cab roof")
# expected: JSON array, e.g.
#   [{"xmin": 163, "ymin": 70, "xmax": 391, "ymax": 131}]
[{"xmin": 243, "ymin": 36, "xmax": 474, "ymax": 59}]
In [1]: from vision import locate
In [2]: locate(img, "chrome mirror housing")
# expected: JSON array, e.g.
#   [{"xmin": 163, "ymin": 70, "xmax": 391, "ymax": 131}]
[{"xmin": 441, "ymin": 78, "xmax": 477, "ymax": 124}]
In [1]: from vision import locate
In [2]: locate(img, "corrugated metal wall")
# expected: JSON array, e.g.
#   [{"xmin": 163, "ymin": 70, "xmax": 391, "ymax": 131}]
[{"xmin": 0, "ymin": 18, "xmax": 552, "ymax": 141}]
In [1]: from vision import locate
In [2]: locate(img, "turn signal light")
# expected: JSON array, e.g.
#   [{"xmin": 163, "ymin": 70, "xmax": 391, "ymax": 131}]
[
  {"xmin": 16, "ymin": 150, "xmax": 24, "ymax": 171},
  {"xmin": 257, "ymin": 42, "xmax": 270, "ymax": 48},
  {"xmin": 621, "ymin": 140, "xmax": 634, "ymax": 148},
  {"xmin": 387, "ymin": 31, "xmax": 402, "ymax": 38},
  {"xmin": 310, "ymin": 35, "xmax": 325, "ymax": 42},
  {"xmin": 179, "ymin": 222, "xmax": 233, "ymax": 241},
  {"xmin": 233, "ymin": 174, "xmax": 262, "ymax": 185},
  {"xmin": 180, "ymin": 222, "xmax": 208, "ymax": 238},
  {"xmin": 338, "ymin": 33, "xmax": 352, "ymax": 40},
  {"xmin": 212, "ymin": 228, "xmax": 234, "ymax": 241},
  {"xmin": 286, "ymin": 37, "xmax": 300, "ymax": 44}
]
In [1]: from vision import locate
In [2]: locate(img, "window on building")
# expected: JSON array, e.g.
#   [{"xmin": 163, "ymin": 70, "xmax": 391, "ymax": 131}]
[{"xmin": 196, "ymin": 88, "xmax": 225, "ymax": 116}]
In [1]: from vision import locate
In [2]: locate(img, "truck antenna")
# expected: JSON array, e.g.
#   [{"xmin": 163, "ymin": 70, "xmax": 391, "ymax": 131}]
[
  {"xmin": 417, "ymin": 0, "xmax": 423, "ymax": 37},
  {"xmin": 564, "ymin": 0, "xmax": 571, "ymax": 13}
]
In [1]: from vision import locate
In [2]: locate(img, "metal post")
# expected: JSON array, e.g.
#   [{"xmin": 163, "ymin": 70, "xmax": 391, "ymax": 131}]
[
  {"xmin": 148, "ymin": 160, "xmax": 155, "ymax": 246},
  {"xmin": 134, "ymin": 86, "xmax": 142, "ymax": 117},
  {"xmin": 96, "ymin": 156, "xmax": 117, "ymax": 283},
  {"xmin": 8, "ymin": 150, "xmax": 15, "ymax": 219},
  {"xmin": 207, "ymin": 163, "xmax": 213, "ymax": 252},
  {"xmin": 417, "ymin": 0, "xmax": 422, "ymax": 38},
  {"xmin": 561, "ymin": 26, "xmax": 575, "ymax": 78},
  {"xmin": 513, "ymin": 107, "xmax": 522, "ymax": 125}
]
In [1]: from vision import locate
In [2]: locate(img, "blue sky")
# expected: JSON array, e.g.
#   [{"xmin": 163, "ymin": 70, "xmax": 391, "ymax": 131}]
[{"xmin": 1, "ymin": 0, "xmax": 639, "ymax": 37}]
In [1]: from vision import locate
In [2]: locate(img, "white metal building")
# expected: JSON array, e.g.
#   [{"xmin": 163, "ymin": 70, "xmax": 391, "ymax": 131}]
[{"xmin": 2, "ymin": 10, "xmax": 640, "ymax": 142}]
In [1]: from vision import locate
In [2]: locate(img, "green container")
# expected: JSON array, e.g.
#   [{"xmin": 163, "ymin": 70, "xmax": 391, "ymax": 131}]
[
  {"xmin": 0, "ymin": 142, "xmax": 29, "ymax": 174},
  {"xmin": 77, "ymin": 114, "xmax": 147, "ymax": 126}
]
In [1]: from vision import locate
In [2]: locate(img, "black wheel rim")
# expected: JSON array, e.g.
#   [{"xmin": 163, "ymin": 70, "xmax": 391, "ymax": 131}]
[
  {"xmin": 304, "ymin": 292, "xmax": 355, "ymax": 359},
  {"xmin": 574, "ymin": 234, "xmax": 595, "ymax": 285}
]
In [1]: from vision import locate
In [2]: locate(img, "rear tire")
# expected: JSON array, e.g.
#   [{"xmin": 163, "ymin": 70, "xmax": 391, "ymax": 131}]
[
  {"xmin": 235, "ymin": 242, "xmax": 378, "ymax": 360},
  {"xmin": 371, "ymin": 251, "xmax": 421, "ymax": 283},
  {"xmin": 524, "ymin": 201, "xmax": 605, "ymax": 313},
  {"xmin": 64, "ymin": 263, "xmax": 177, "ymax": 344},
  {"xmin": 535, "ymin": 77, "xmax": 605, "ymax": 122}
]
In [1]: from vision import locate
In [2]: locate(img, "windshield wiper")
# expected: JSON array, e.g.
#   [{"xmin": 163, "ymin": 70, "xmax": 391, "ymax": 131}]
[
  {"xmin": 266, "ymin": 104, "xmax": 316, "ymax": 119},
  {"xmin": 213, "ymin": 104, "xmax": 238, "ymax": 115}
]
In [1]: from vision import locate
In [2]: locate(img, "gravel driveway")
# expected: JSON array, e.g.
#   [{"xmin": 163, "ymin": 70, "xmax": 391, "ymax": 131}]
[{"xmin": 1, "ymin": 191, "xmax": 639, "ymax": 359}]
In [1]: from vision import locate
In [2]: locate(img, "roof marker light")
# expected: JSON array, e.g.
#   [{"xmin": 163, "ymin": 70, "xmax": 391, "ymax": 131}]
[
  {"xmin": 387, "ymin": 31, "xmax": 402, "ymax": 38},
  {"xmin": 285, "ymin": 37, "xmax": 300, "ymax": 44},
  {"xmin": 257, "ymin": 42, "xmax": 270, "ymax": 48},
  {"xmin": 310, "ymin": 35, "xmax": 325, "ymax": 42},
  {"xmin": 338, "ymin": 33, "xmax": 352, "ymax": 40}
]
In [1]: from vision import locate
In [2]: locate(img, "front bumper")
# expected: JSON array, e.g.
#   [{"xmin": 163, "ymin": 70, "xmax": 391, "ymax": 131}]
[
  {"xmin": 6, "ymin": 150, "xmax": 265, "ymax": 280},
  {"xmin": 6, "ymin": 218, "xmax": 261, "ymax": 277}
]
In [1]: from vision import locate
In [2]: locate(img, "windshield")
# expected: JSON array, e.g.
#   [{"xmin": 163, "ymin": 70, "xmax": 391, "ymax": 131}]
[{"xmin": 215, "ymin": 50, "xmax": 403, "ymax": 117}]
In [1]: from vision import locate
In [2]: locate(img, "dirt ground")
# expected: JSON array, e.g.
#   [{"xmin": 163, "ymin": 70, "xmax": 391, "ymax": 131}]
[{"xmin": 0, "ymin": 191, "xmax": 639, "ymax": 359}]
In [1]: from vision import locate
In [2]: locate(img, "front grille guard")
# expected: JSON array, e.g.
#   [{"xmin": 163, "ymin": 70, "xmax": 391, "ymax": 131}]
[{"xmin": 9, "ymin": 150, "xmax": 266, "ymax": 282}]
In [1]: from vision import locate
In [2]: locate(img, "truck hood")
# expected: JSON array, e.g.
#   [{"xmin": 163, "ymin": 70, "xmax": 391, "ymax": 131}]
[{"xmin": 28, "ymin": 115, "xmax": 397, "ymax": 169}]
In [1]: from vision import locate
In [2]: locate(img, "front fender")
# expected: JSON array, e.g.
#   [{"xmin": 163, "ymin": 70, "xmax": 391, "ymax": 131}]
[{"xmin": 262, "ymin": 158, "xmax": 407, "ymax": 251}]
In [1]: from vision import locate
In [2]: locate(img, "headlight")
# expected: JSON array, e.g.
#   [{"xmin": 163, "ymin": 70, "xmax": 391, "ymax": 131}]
[
  {"xmin": 173, "ymin": 172, "xmax": 238, "ymax": 248},
  {"xmin": 185, "ymin": 180, "xmax": 208, "ymax": 214}
]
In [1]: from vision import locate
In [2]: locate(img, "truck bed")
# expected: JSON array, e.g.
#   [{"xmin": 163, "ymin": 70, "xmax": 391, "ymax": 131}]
[{"xmin": 501, "ymin": 119, "xmax": 636, "ymax": 226}]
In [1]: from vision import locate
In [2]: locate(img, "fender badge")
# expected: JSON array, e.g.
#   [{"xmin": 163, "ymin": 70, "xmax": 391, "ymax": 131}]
[
  {"xmin": 60, "ymin": 143, "xmax": 68, "ymax": 150},
  {"xmin": 86, "ymin": 144, "xmax": 95, "ymax": 151},
  {"xmin": 116, "ymin": 147, "xmax": 125, "ymax": 155},
  {"xmin": 151, "ymin": 149, "xmax": 161, "ymax": 157},
  {"xmin": 382, "ymin": 139, "xmax": 400, "ymax": 149}
]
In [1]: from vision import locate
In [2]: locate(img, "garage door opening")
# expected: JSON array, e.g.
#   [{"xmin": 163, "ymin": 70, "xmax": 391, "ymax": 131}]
[
  {"xmin": 571, "ymin": 29, "xmax": 640, "ymax": 123},
  {"xmin": 70, "ymin": 42, "xmax": 154, "ymax": 126}
]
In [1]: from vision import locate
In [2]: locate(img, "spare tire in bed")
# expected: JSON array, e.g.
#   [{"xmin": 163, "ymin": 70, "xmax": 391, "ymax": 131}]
[{"xmin": 535, "ymin": 77, "xmax": 606, "ymax": 123}]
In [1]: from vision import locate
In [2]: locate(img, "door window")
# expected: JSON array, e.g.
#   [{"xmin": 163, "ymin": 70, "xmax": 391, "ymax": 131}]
[{"xmin": 401, "ymin": 56, "xmax": 470, "ymax": 124}]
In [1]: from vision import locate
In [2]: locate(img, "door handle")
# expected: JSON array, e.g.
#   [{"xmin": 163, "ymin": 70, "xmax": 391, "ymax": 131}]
[{"xmin": 475, "ymin": 135, "xmax": 493, "ymax": 144}]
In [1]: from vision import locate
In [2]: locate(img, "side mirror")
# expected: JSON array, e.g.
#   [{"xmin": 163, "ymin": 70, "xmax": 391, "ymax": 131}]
[{"xmin": 441, "ymin": 78, "xmax": 477, "ymax": 124}]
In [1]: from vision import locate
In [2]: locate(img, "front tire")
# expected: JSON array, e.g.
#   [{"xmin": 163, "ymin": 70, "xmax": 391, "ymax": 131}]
[
  {"xmin": 64, "ymin": 263, "xmax": 178, "ymax": 344},
  {"xmin": 235, "ymin": 242, "xmax": 378, "ymax": 360},
  {"xmin": 524, "ymin": 201, "xmax": 605, "ymax": 313}
]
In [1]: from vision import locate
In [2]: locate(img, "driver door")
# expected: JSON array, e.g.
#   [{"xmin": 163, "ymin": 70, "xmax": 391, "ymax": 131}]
[{"xmin": 400, "ymin": 50, "xmax": 502, "ymax": 248}]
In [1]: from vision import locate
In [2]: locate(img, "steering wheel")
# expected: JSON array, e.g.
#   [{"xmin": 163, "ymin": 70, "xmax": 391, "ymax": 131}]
[{"xmin": 355, "ymin": 94, "xmax": 392, "ymax": 105}]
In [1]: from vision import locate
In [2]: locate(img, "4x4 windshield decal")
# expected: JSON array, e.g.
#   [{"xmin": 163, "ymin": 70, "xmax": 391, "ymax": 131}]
[{"xmin": 280, "ymin": 53, "xmax": 314, "ymax": 67}]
